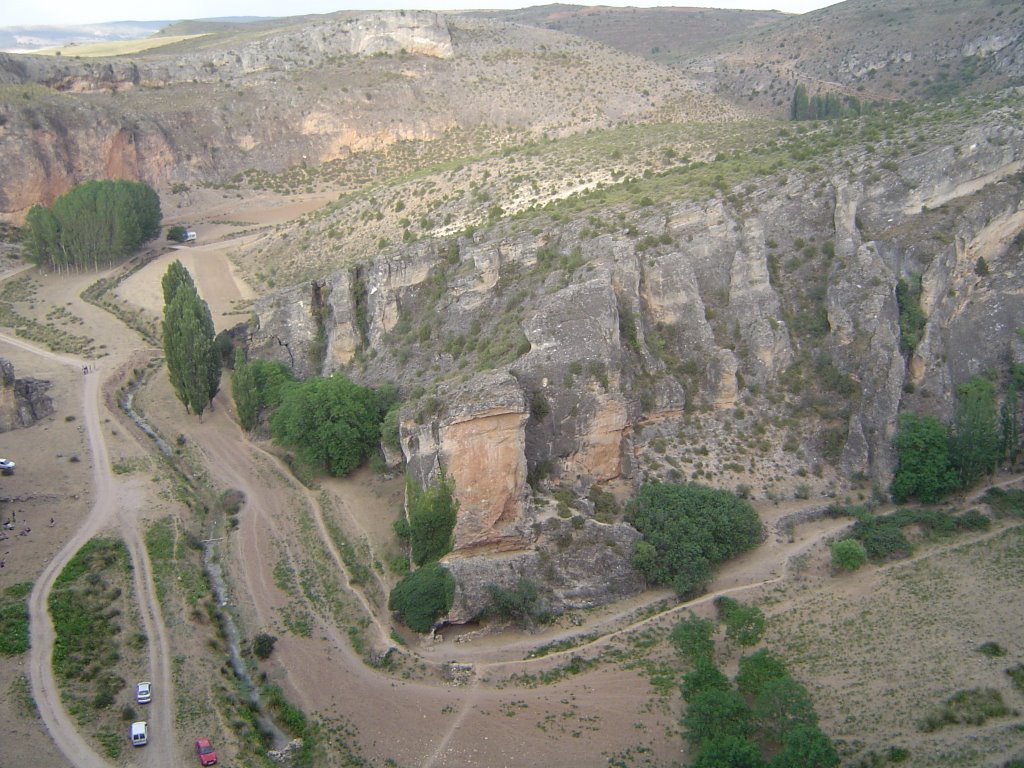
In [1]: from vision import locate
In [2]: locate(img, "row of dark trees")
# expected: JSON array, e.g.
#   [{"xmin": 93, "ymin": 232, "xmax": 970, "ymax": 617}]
[
  {"xmin": 790, "ymin": 84, "xmax": 862, "ymax": 121},
  {"xmin": 25, "ymin": 180, "xmax": 162, "ymax": 272}
]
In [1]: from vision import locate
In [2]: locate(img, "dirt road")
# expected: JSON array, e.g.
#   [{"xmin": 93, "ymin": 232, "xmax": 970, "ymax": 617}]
[{"xmin": 4, "ymin": 322, "xmax": 178, "ymax": 766}]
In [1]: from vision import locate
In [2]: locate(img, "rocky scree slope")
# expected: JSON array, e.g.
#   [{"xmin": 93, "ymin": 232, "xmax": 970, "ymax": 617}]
[{"xmin": 249, "ymin": 91, "xmax": 1024, "ymax": 621}]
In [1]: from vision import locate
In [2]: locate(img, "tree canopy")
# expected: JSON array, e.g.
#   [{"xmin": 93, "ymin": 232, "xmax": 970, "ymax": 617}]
[
  {"xmin": 25, "ymin": 180, "xmax": 161, "ymax": 271},
  {"xmin": 269, "ymin": 373, "xmax": 395, "ymax": 476},
  {"xmin": 387, "ymin": 562, "xmax": 455, "ymax": 633},
  {"xmin": 231, "ymin": 352, "xmax": 296, "ymax": 432},
  {"xmin": 951, "ymin": 375, "xmax": 1001, "ymax": 488},
  {"xmin": 890, "ymin": 412, "xmax": 958, "ymax": 503},
  {"xmin": 626, "ymin": 482, "xmax": 762, "ymax": 596}
]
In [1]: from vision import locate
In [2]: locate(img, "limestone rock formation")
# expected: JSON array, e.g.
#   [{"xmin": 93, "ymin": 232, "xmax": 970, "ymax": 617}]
[
  {"xmin": 250, "ymin": 108, "xmax": 1024, "ymax": 622},
  {"xmin": 0, "ymin": 359, "xmax": 54, "ymax": 431}
]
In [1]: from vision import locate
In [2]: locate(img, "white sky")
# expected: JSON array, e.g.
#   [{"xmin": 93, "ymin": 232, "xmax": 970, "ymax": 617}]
[{"xmin": 3, "ymin": 1, "xmax": 842, "ymax": 29}]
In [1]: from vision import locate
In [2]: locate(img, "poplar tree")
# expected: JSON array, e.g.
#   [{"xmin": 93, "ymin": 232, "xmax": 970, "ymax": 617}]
[
  {"xmin": 24, "ymin": 180, "xmax": 161, "ymax": 271},
  {"xmin": 161, "ymin": 261, "xmax": 221, "ymax": 416}
]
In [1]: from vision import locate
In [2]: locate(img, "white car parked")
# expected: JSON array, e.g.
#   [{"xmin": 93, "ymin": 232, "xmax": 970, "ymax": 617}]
[
  {"xmin": 136, "ymin": 681, "xmax": 152, "ymax": 705},
  {"xmin": 0, "ymin": 458, "xmax": 14, "ymax": 472}
]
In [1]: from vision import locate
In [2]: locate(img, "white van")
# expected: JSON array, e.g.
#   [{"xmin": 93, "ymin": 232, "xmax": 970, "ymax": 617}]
[{"xmin": 130, "ymin": 721, "xmax": 148, "ymax": 747}]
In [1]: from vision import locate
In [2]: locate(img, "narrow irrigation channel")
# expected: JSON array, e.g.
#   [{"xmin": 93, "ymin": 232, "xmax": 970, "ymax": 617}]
[{"xmin": 120, "ymin": 365, "xmax": 293, "ymax": 753}]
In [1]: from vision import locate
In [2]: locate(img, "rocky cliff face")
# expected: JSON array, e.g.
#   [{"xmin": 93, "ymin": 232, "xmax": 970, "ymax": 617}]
[
  {"xmin": 0, "ymin": 359, "xmax": 53, "ymax": 431},
  {"xmin": 0, "ymin": 11, "xmax": 732, "ymax": 222},
  {"xmin": 0, "ymin": 12, "xmax": 453, "ymax": 219},
  {"xmin": 251, "ymin": 103, "xmax": 1024, "ymax": 621}
]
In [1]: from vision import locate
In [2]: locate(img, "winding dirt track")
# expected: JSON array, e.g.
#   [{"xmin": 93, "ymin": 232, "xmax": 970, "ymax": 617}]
[{"xmin": 4, "ymin": 327, "xmax": 177, "ymax": 768}]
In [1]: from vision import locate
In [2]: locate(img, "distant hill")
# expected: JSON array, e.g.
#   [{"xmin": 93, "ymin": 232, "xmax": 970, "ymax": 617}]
[
  {"xmin": 0, "ymin": 18, "xmax": 267, "ymax": 53},
  {"xmin": 474, "ymin": 4, "xmax": 785, "ymax": 60}
]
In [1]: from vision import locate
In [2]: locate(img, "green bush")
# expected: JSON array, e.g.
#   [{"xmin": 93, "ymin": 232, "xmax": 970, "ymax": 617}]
[
  {"xmin": 484, "ymin": 578, "xmax": 549, "ymax": 626},
  {"xmin": 388, "ymin": 563, "xmax": 455, "ymax": 633},
  {"xmin": 848, "ymin": 514, "xmax": 911, "ymax": 561},
  {"xmin": 919, "ymin": 688, "xmax": 1009, "ymax": 731},
  {"xmin": 830, "ymin": 538, "xmax": 867, "ymax": 571},
  {"xmin": 977, "ymin": 641, "xmax": 1006, "ymax": 658},
  {"xmin": 1006, "ymin": 663, "xmax": 1024, "ymax": 694},
  {"xmin": 670, "ymin": 613, "xmax": 716, "ymax": 664},
  {"xmin": 715, "ymin": 597, "xmax": 766, "ymax": 647},
  {"xmin": 0, "ymin": 601, "xmax": 30, "ymax": 656},
  {"xmin": 627, "ymin": 482, "xmax": 762, "ymax": 596},
  {"xmin": 956, "ymin": 509, "xmax": 991, "ymax": 531},
  {"xmin": 983, "ymin": 487, "xmax": 1024, "ymax": 518},
  {"xmin": 166, "ymin": 225, "xmax": 188, "ymax": 243},
  {"xmin": 252, "ymin": 632, "xmax": 278, "ymax": 660}
]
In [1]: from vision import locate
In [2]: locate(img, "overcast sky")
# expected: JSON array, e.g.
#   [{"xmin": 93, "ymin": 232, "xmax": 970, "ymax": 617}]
[{"xmin": 3, "ymin": 1, "xmax": 842, "ymax": 28}]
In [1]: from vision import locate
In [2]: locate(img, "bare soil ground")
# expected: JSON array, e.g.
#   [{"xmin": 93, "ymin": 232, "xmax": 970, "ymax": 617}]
[{"xmin": 3, "ymin": 193, "xmax": 1024, "ymax": 768}]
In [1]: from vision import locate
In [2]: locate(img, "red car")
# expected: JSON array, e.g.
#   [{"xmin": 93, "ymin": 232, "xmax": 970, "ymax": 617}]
[{"xmin": 195, "ymin": 738, "xmax": 218, "ymax": 766}]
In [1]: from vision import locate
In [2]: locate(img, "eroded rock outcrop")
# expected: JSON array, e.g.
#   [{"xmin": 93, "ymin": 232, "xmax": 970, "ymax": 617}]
[
  {"xmin": 403, "ymin": 371, "xmax": 531, "ymax": 555},
  {"xmin": 0, "ymin": 359, "xmax": 53, "ymax": 431}
]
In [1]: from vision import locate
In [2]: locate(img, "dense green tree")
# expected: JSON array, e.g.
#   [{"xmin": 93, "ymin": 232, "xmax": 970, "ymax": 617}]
[
  {"xmin": 896, "ymin": 274, "xmax": 927, "ymax": 355},
  {"xmin": 681, "ymin": 660, "xmax": 731, "ymax": 703},
  {"xmin": 753, "ymin": 676, "xmax": 818, "ymax": 743},
  {"xmin": 388, "ymin": 562, "xmax": 455, "ymax": 633},
  {"xmin": 670, "ymin": 613, "xmax": 717, "ymax": 664},
  {"xmin": 166, "ymin": 225, "xmax": 188, "ymax": 243},
  {"xmin": 693, "ymin": 735, "xmax": 767, "ymax": 768},
  {"xmin": 24, "ymin": 180, "xmax": 161, "ymax": 271},
  {"xmin": 791, "ymin": 84, "xmax": 809, "ymax": 121},
  {"xmin": 161, "ymin": 262, "xmax": 220, "ymax": 416},
  {"xmin": 24, "ymin": 204, "xmax": 61, "ymax": 269},
  {"xmin": 683, "ymin": 688, "xmax": 753, "ymax": 747},
  {"xmin": 770, "ymin": 725, "xmax": 840, "ymax": 768},
  {"xmin": 736, "ymin": 649, "xmax": 790, "ymax": 699},
  {"xmin": 381, "ymin": 403, "xmax": 402, "ymax": 452},
  {"xmin": 626, "ymin": 482, "xmax": 762, "ymax": 596},
  {"xmin": 890, "ymin": 412, "xmax": 958, "ymax": 503},
  {"xmin": 951, "ymin": 376, "xmax": 1002, "ymax": 487},
  {"xmin": 231, "ymin": 353, "xmax": 295, "ymax": 432},
  {"xmin": 270, "ymin": 374, "xmax": 390, "ymax": 476},
  {"xmin": 1001, "ymin": 380, "xmax": 1020, "ymax": 466},
  {"xmin": 408, "ymin": 471, "xmax": 458, "ymax": 566},
  {"xmin": 231, "ymin": 351, "xmax": 259, "ymax": 430},
  {"xmin": 830, "ymin": 538, "xmax": 868, "ymax": 571}
]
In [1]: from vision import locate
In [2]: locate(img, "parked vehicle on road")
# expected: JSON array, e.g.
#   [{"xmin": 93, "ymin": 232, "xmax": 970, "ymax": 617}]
[
  {"xmin": 136, "ymin": 681, "xmax": 151, "ymax": 704},
  {"xmin": 195, "ymin": 737, "xmax": 218, "ymax": 765},
  {"xmin": 130, "ymin": 721, "xmax": 148, "ymax": 747}
]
